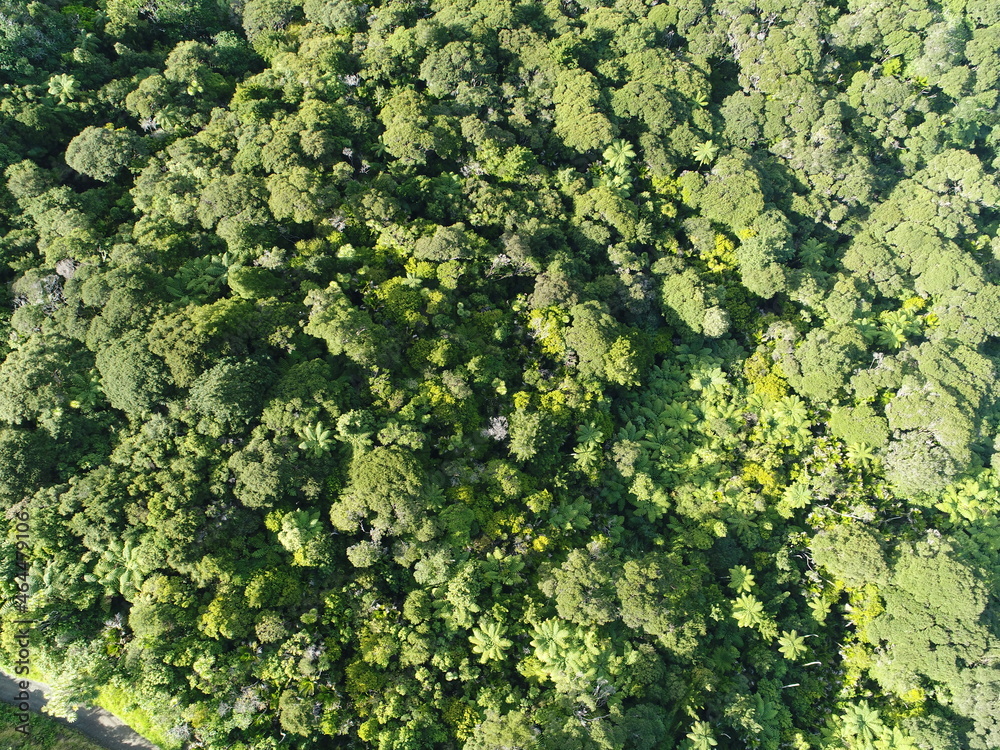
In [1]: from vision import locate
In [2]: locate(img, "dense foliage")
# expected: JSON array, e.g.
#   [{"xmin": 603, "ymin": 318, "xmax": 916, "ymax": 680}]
[{"xmin": 3, "ymin": 0, "xmax": 1000, "ymax": 748}]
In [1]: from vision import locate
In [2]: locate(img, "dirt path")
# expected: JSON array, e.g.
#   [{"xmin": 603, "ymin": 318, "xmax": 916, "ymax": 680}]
[{"xmin": 0, "ymin": 669, "xmax": 159, "ymax": 750}]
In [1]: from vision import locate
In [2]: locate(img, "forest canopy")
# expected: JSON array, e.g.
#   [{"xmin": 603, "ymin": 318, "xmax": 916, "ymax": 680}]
[{"xmin": 3, "ymin": 0, "xmax": 1000, "ymax": 749}]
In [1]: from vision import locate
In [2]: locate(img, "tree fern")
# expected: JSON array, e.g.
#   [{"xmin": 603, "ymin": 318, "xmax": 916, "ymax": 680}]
[
  {"xmin": 298, "ymin": 421, "xmax": 334, "ymax": 457},
  {"xmin": 470, "ymin": 620, "xmax": 511, "ymax": 663},
  {"xmin": 732, "ymin": 593, "xmax": 765, "ymax": 629},
  {"xmin": 778, "ymin": 630, "xmax": 808, "ymax": 661}
]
